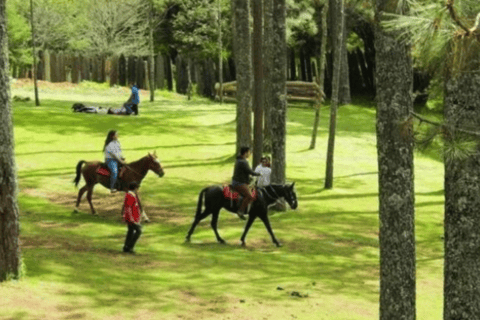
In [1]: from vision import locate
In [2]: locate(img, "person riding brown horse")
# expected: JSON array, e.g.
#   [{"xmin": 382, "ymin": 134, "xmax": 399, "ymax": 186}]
[{"xmin": 73, "ymin": 151, "xmax": 164, "ymax": 216}]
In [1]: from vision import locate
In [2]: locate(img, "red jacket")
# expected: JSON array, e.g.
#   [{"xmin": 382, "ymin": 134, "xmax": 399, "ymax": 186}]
[{"xmin": 123, "ymin": 192, "xmax": 141, "ymax": 223}]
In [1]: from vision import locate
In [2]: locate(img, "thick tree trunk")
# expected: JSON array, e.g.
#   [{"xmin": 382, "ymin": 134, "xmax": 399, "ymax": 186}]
[
  {"xmin": 271, "ymin": 0, "xmax": 287, "ymax": 188},
  {"xmin": 375, "ymin": 1, "xmax": 416, "ymax": 319},
  {"xmin": 148, "ymin": 3, "xmax": 155, "ymax": 102},
  {"xmin": 299, "ymin": 47, "xmax": 307, "ymax": 81},
  {"xmin": 324, "ymin": 0, "xmax": 344, "ymax": 189},
  {"xmin": 155, "ymin": 55, "xmax": 165, "ymax": 90},
  {"xmin": 263, "ymin": 0, "xmax": 273, "ymax": 153},
  {"xmin": 166, "ymin": 54, "xmax": 173, "ymax": 91},
  {"xmin": 289, "ymin": 48, "xmax": 296, "ymax": 80},
  {"xmin": 118, "ymin": 55, "xmax": 126, "ymax": 86},
  {"xmin": 128, "ymin": 56, "xmax": 136, "ymax": 86},
  {"xmin": 109, "ymin": 56, "xmax": 118, "ymax": 87},
  {"xmin": 135, "ymin": 57, "xmax": 145, "ymax": 89},
  {"xmin": 44, "ymin": 50, "xmax": 51, "ymax": 82},
  {"xmin": 328, "ymin": 0, "xmax": 350, "ymax": 105},
  {"xmin": 339, "ymin": 27, "xmax": 351, "ymax": 104},
  {"xmin": 232, "ymin": 0, "xmax": 253, "ymax": 153},
  {"xmin": 310, "ymin": 1, "xmax": 328, "ymax": 150},
  {"xmin": 176, "ymin": 55, "xmax": 189, "ymax": 94},
  {"xmin": 252, "ymin": 0, "xmax": 263, "ymax": 168},
  {"xmin": 443, "ymin": 37, "xmax": 480, "ymax": 320},
  {"xmin": 0, "ymin": 0, "xmax": 21, "ymax": 282}
]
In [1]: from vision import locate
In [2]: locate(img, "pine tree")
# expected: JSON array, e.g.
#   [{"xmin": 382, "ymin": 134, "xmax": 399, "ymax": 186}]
[{"xmin": 0, "ymin": 0, "xmax": 22, "ymax": 282}]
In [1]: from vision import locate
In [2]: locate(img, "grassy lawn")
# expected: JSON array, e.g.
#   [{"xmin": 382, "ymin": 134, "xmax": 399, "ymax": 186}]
[{"xmin": 0, "ymin": 80, "xmax": 444, "ymax": 320}]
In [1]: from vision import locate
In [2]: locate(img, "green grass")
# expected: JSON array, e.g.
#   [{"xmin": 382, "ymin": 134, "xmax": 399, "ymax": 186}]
[{"xmin": 0, "ymin": 82, "xmax": 444, "ymax": 319}]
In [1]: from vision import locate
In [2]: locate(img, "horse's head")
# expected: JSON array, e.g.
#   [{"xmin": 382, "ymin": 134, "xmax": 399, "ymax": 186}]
[
  {"xmin": 148, "ymin": 151, "xmax": 165, "ymax": 178},
  {"xmin": 283, "ymin": 182, "xmax": 298, "ymax": 209}
]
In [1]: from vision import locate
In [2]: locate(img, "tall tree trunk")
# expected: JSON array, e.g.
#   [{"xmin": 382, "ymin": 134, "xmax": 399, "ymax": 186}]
[
  {"xmin": 30, "ymin": 0, "xmax": 40, "ymax": 106},
  {"xmin": 324, "ymin": 0, "xmax": 344, "ymax": 189},
  {"xmin": 155, "ymin": 55, "xmax": 165, "ymax": 90},
  {"xmin": 0, "ymin": 0, "xmax": 21, "ymax": 282},
  {"xmin": 375, "ymin": 1, "xmax": 415, "ymax": 319},
  {"xmin": 328, "ymin": 0, "xmax": 350, "ymax": 105},
  {"xmin": 233, "ymin": 0, "xmax": 253, "ymax": 153},
  {"xmin": 271, "ymin": 0, "xmax": 287, "ymax": 196},
  {"xmin": 118, "ymin": 54, "xmax": 126, "ymax": 86},
  {"xmin": 218, "ymin": 0, "xmax": 223, "ymax": 104},
  {"xmin": 187, "ymin": 57, "xmax": 192, "ymax": 100},
  {"xmin": 148, "ymin": 1, "xmax": 155, "ymax": 102},
  {"xmin": 339, "ymin": 26, "xmax": 351, "ymax": 104},
  {"xmin": 310, "ymin": 1, "xmax": 328, "ymax": 150},
  {"xmin": 299, "ymin": 47, "xmax": 307, "ymax": 81},
  {"xmin": 289, "ymin": 48, "xmax": 296, "ymax": 80},
  {"xmin": 263, "ymin": 0, "xmax": 273, "ymax": 153},
  {"xmin": 443, "ymin": 37, "xmax": 480, "ymax": 320},
  {"xmin": 166, "ymin": 54, "xmax": 173, "ymax": 91},
  {"xmin": 252, "ymin": 0, "xmax": 263, "ymax": 168}
]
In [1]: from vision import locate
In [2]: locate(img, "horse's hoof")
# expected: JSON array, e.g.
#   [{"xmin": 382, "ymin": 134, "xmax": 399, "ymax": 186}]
[
  {"xmin": 240, "ymin": 241, "xmax": 246, "ymax": 247},
  {"xmin": 73, "ymin": 207, "xmax": 79, "ymax": 213},
  {"xmin": 185, "ymin": 237, "xmax": 191, "ymax": 243},
  {"xmin": 218, "ymin": 239, "xmax": 226, "ymax": 244},
  {"xmin": 144, "ymin": 219, "xmax": 150, "ymax": 223},
  {"xmin": 92, "ymin": 211, "xmax": 98, "ymax": 216},
  {"xmin": 275, "ymin": 242, "xmax": 282, "ymax": 248}
]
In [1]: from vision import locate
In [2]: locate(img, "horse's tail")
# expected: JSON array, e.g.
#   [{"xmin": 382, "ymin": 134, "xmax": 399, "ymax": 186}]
[
  {"xmin": 73, "ymin": 160, "xmax": 86, "ymax": 187},
  {"xmin": 195, "ymin": 187, "xmax": 208, "ymax": 218}
]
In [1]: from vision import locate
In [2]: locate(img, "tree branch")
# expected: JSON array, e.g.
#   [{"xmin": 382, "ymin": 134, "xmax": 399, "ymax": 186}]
[
  {"xmin": 446, "ymin": 0, "xmax": 471, "ymax": 35},
  {"xmin": 470, "ymin": 12, "xmax": 480, "ymax": 34},
  {"xmin": 411, "ymin": 112, "xmax": 480, "ymax": 138}
]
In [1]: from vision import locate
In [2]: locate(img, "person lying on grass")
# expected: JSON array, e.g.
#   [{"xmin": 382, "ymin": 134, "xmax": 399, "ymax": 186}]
[{"xmin": 122, "ymin": 181, "xmax": 142, "ymax": 254}]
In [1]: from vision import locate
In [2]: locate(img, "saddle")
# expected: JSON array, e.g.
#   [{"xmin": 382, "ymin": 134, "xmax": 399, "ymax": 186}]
[
  {"xmin": 96, "ymin": 163, "xmax": 126, "ymax": 189},
  {"xmin": 222, "ymin": 185, "xmax": 257, "ymax": 201}
]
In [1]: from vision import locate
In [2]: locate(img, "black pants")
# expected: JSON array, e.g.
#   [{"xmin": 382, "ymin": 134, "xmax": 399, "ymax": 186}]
[{"xmin": 124, "ymin": 223, "xmax": 142, "ymax": 251}]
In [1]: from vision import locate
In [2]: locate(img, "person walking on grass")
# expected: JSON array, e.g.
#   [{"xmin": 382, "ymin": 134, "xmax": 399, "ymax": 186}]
[
  {"xmin": 122, "ymin": 182, "xmax": 142, "ymax": 253},
  {"xmin": 255, "ymin": 156, "xmax": 272, "ymax": 188},
  {"xmin": 104, "ymin": 130, "xmax": 126, "ymax": 193},
  {"xmin": 232, "ymin": 147, "xmax": 261, "ymax": 220},
  {"xmin": 123, "ymin": 82, "xmax": 140, "ymax": 115}
]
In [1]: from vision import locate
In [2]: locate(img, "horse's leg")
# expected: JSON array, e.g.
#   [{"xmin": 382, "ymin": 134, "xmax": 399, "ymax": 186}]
[
  {"xmin": 86, "ymin": 187, "xmax": 97, "ymax": 215},
  {"xmin": 258, "ymin": 211, "xmax": 281, "ymax": 247},
  {"xmin": 210, "ymin": 209, "xmax": 225, "ymax": 244},
  {"xmin": 74, "ymin": 185, "xmax": 89, "ymax": 212},
  {"xmin": 240, "ymin": 213, "xmax": 257, "ymax": 247},
  {"xmin": 186, "ymin": 210, "xmax": 212, "ymax": 242}
]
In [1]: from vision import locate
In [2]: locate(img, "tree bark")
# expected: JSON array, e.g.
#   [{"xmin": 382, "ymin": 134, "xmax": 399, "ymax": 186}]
[
  {"xmin": 324, "ymin": 0, "xmax": 344, "ymax": 189},
  {"xmin": 375, "ymin": 1, "xmax": 416, "ymax": 319},
  {"xmin": 148, "ymin": 1, "xmax": 155, "ymax": 102},
  {"xmin": 218, "ymin": 0, "xmax": 223, "ymax": 103},
  {"xmin": 339, "ymin": 26, "xmax": 351, "ymax": 104},
  {"xmin": 252, "ymin": 0, "xmax": 263, "ymax": 168},
  {"xmin": 443, "ymin": 37, "xmax": 480, "ymax": 320},
  {"xmin": 30, "ymin": 0, "xmax": 40, "ymax": 105},
  {"xmin": 166, "ymin": 54, "xmax": 173, "ymax": 91},
  {"xmin": 270, "ymin": 0, "xmax": 287, "ymax": 190},
  {"xmin": 310, "ymin": 1, "xmax": 328, "ymax": 150},
  {"xmin": 232, "ymin": 0, "xmax": 253, "ymax": 153},
  {"xmin": 328, "ymin": 0, "xmax": 350, "ymax": 105},
  {"xmin": 0, "ymin": 0, "xmax": 21, "ymax": 282},
  {"xmin": 118, "ymin": 54, "xmax": 126, "ymax": 86},
  {"xmin": 263, "ymin": 0, "xmax": 273, "ymax": 153},
  {"xmin": 155, "ymin": 55, "xmax": 165, "ymax": 90}
]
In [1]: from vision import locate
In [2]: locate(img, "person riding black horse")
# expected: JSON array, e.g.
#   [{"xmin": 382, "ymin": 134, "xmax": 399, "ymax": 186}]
[{"xmin": 232, "ymin": 147, "xmax": 261, "ymax": 220}]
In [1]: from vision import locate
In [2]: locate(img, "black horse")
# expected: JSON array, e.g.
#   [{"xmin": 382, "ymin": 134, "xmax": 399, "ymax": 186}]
[{"xmin": 186, "ymin": 183, "xmax": 298, "ymax": 247}]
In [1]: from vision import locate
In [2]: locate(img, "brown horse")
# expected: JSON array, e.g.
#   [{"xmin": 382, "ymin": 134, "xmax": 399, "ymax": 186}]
[{"xmin": 73, "ymin": 152, "xmax": 164, "ymax": 216}]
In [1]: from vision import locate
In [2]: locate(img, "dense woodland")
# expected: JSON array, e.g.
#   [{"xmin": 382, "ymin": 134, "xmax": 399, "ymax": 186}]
[{"xmin": 5, "ymin": 0, "xmax": 430, "ymax": 102}]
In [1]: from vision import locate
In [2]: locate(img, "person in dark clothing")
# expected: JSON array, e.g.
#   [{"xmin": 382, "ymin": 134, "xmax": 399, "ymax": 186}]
[
  {"xmin": 122, "ymin": 182, "xmax": 142, "ymax": 253},
  {"xmin": 232, "ymin": 147, "xmax": 261, "ymax": 220}
]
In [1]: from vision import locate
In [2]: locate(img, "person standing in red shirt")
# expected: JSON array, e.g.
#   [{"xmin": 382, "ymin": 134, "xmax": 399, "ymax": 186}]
[{"xmin": 122, "ymin": 182, "xmax": 142, "ymax": 253}]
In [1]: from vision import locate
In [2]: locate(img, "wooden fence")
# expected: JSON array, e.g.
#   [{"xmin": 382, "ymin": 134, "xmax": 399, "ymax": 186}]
[{"xmin": 217, "ymin": 81, "xmax": 325, "ymax": 104}]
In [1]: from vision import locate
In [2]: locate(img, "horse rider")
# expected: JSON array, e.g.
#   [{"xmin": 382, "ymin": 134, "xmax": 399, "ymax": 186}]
[
  {"xmin": 103, "ymin": 130, "xmax": 126, "ymax": 193},
  {"xmin": 232, "ymin": 147, "xmax": 261, "ymax": 220}
]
